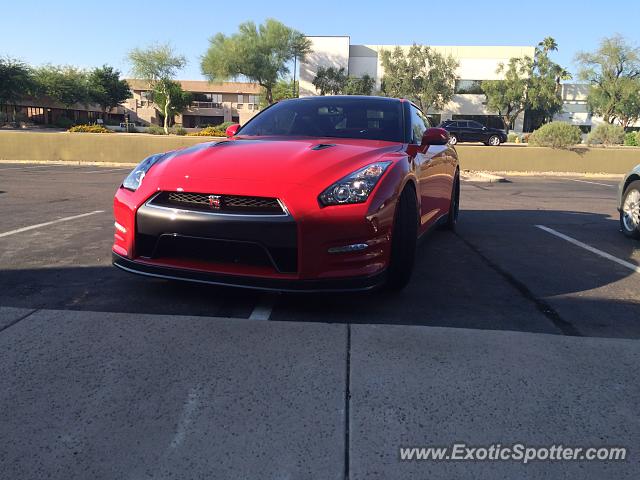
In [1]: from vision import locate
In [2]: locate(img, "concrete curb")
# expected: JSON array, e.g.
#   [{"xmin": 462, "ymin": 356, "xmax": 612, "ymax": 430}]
[
  {"xmin": 461, "ymin": 170, "xmax": 508, "ymax": 183},
  {"xmin": 0, "ymin": 159, "xmax": 138, "ymax": 168}
]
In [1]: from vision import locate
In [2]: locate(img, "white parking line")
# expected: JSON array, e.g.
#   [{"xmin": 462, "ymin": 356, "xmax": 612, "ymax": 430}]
[
  {"xmin": 566, "ymin": 178, "xmax": 616, "ymax": 187},
  {"xmin": 535, "ymin": 225, "xmax": 640, "ymax": 274},
  {"xmin": 0, "ymin": 210, "xmax": 105, "ymax": 238},
  {"xmin": 0, "ymin": 165, "xmax": 58, "ymax": 172},
  {"xmin": 249, "ymin": 293, "xmax": 279, "ymax": 320}
]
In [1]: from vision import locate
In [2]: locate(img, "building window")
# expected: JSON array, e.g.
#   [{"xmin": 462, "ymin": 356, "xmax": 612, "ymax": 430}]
[
  {"xmin": 246, "ymin": 95, "xmax": 260, "ymax": 111},
  {"xmin": 454, "ymin": 80, "xmax": 484, "ymax": 95},
  {"xmin": 191, "ymin": 93, "xmax": 222, "ymax": 108}
]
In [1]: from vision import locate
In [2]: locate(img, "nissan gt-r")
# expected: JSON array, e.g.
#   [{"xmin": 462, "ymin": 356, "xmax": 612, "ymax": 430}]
[{"xmin": 112, "ymin": 96, "xmax": 459, "ymax": 291}]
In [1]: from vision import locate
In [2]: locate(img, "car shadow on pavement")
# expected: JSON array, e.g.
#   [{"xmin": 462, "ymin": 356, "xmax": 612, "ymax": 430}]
[{"xmin": 0, "ymin": 210, "xmax": 638, "ymax": 338}]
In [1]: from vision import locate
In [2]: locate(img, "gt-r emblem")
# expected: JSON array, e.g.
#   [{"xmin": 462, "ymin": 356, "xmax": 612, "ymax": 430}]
[{"xmin": 208, "ymin": 195, "xmax": 221, "ymax": 209}]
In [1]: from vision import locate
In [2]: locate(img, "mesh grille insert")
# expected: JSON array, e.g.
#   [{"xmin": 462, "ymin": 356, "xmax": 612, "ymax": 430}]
[{"xmin": 151, "ymin": 192, "xmax": 286, "ymax": 215}]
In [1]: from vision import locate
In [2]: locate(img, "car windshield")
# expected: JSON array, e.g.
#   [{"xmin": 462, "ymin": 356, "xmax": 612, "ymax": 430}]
[{"xmin": 238, "ymin": 97, "xmax": 404, "ymax": 142}]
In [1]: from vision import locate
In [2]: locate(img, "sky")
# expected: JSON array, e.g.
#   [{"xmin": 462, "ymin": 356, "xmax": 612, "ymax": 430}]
[{"xmin": 2, "ymin": 0, "xmax": 639, "ymax": 80}]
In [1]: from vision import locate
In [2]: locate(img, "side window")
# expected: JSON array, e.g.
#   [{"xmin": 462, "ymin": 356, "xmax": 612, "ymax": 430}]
[
  {"xmin": 469, "ymin": 121, "xmax": 483, "ymax": 129},
  {"xmin": 410, "ymin": 106, "xmax": 427, "ymax": 144},
  {"xmin": 416, "ymin": 109, "xmax": 433, "ymax": 129}
]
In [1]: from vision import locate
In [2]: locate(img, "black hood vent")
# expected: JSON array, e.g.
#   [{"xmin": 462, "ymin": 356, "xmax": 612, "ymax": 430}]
[{"xmin": 311, "ymin": 143, "xmax": 336, "ymax": 151}]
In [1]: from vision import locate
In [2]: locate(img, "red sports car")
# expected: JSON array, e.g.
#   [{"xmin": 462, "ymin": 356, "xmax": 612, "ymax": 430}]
[{"xmin": 112, "ymin": 96, "xmax": 459, "ymax": 291}]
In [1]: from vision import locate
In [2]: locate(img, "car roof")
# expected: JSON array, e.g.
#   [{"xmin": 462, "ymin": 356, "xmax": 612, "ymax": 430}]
[{"xmin": 279, "ymin": 95, "xmax": 404, "ymax": 104}]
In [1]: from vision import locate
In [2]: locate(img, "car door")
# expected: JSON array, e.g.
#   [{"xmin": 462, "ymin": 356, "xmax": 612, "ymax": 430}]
[
  {"xmin": 467, "ymin": 121, "xmax": 486, "ymax": 142},
  {"xmin": 457, "ymin": 121, "xmax": 471, "ymax": 142},
  {"xmin": 409, "ymin": 106, "xmax": 449, "ymax": 231},
  {"xmin": 448, "ymin": 121, "xmax": 460, "ymax": 138}
]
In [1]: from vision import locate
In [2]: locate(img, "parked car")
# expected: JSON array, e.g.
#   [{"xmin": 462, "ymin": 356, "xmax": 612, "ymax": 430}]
[
  {"xmin": 112, "ymin": 96, "xmax": 460, "ymax": 292},
  {"xmin": 619, "ymin": 164, "xmax": 640, "ymax": 238},
  {"xmin": 438, "ymin": 119, "xmax": 508, "ymax": 146}
]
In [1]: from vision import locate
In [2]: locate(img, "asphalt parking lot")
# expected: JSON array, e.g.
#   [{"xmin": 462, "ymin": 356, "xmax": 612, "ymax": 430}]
[{"xmin": 1, "ymin": 162, "xmax": 639, "ymax": 479}]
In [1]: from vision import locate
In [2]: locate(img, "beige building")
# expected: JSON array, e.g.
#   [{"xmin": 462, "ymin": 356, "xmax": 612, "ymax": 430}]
[
  {"xmin": 124, "ymin": 80, "xmax": 262, "ymax": 127},
  {"xmin": 0, "ymin": 97, "xmax": 123, "ymax": 126},
  {"xmin": 299, "ymin": 36, "xmax": 536, "ymax": 131}
]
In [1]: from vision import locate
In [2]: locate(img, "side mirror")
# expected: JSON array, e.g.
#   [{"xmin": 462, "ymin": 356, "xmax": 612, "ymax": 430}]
[
  {"xmin": 225, "ymin": 124, "xmax": 240, "ymax": 137},
  {"xmin": 421, "ymin": 127, "xmax": 450, "ymax": 147}
]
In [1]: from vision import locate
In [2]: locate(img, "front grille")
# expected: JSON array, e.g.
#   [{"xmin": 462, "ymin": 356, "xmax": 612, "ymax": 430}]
[
  {"xmin": 155, "ymin": 235, "xmax": 274, "ymax": 269},
  {"xmin": 150, "ymin": 191, "xmax": 285, "ymax": 215},
  {"xmin": 135, "ymin": 233, "xmax": 298, "ymax": 273}
]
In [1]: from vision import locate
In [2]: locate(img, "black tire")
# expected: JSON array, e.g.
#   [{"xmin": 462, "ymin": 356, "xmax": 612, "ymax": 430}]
[
  {"xmin": 449, "ymin": 134, "xmax": 458, "ymax": 145},
  {"xmin": 385, "ymin": 185, "xmax": 418, "ymax": 291},
  {"xmin": 487, "ymin": 135, "xmax": 501, "ymax": 146},
  {"xmin": 620, "ymin": 180, "xmax": 640, "ymax": 239},
  {"xmin": 444, "ymin": 170, "xmax": 460, "ymax": 230}
]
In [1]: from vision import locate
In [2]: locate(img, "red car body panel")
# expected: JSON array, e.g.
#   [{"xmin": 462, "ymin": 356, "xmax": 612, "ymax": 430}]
[{"xmin": 113, "ymin": 98, "xmax": 458, "ymax": 291}]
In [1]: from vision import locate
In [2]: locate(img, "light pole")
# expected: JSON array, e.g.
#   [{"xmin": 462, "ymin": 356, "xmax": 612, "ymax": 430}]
[{"xmin": 292, "ymin": 55, "xmax": 297, "ymax": 98}]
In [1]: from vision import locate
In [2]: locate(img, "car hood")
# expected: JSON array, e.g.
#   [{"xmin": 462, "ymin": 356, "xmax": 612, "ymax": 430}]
[{"xmin": 150, "ymin": 137, "xmax": 404, "ymax": 188}]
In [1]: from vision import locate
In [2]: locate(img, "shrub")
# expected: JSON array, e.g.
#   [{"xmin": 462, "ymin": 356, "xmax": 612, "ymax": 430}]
[
  {"xmin": 146, "ymin": 125, "xmax": 166, "ymax": 135},
  {"xmin": 528, "ymin": 122, "xmax": 582, "ymax": 149},
  {"xmin": 507, "ymin": 133, "xmax": 519, "ymax": 143},
  {"xmin": 173, "ymin": 127, "xmax": 187, "ymax": 136},
  {"xmin": 123, "ymin": 124, "xmax": 139, "ymax": 133},
  {"xmin": 54, "ymin": 116, "xmax": 75, "ymax": 129},
  {"xmin": 521, "ymin": 133, "xmax": 531, "ymax": 144},
  {"xmin": 587, "ymin": 123, "xmax": 625, "ymax": 146},
  {"xmin": 68, "ymin": 124, "xmax": 113, "ymax": 133},
  {"xmin": 624, "ymin": 132, "xmax": 639, "ymax": 146},
  {"xmin": 186, "ymin": 126, "xmax": 226, "ymax": 137},
  {"xmin": 217, "ymin": 121, "xmax": 235, "ymax": 131}
]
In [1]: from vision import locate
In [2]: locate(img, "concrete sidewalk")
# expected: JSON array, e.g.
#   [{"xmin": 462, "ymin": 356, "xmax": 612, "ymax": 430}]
[{"xmin": 0, "ymin": 307, "xmax": 638, "ymax": 479}]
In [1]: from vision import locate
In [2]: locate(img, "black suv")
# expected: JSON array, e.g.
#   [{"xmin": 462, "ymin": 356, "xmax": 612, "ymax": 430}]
[{"xmin": 438, "ymin": 119, "xmax": 508, "ymax": 146}]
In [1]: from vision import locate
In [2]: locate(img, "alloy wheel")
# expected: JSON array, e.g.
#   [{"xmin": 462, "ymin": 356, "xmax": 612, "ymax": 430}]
[{"xmin": 622, "ymin": 188, "xmax": 640, "ymax": 232}]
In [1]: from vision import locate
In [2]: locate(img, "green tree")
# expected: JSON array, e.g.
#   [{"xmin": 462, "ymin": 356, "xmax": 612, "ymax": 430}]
[
  {"xmin": 379, "ymin": 45, "xmax": 458, "ymax": 113},
  {"xmin": 88, "ymin": 65, "xmax": 131, "ymax": 119},
  {"xmin": 482, "ymin": 37, "xmax": 571, "ymax": 131},
  {"xmin": 481, "ymin": 57, "xmax": 530, "ymax": 132},
  {"xmin": 128, "ymin": 43, "xmax": 187, "ymax": 133},
  {"xmin": 33, "ymin": 65, "xmax": 90, "ymax": 107},
  {"xmin": 312, "ymin": 66, "xmax": 347, "ymax": 95},
  {"xmin": 576, "ymin": 35, "xmax": 640, "ymax": 125},
  {"xmin": 0, "ymin": 57, "xmax": 35, "ymax": 122},
  {"xmin": 259, "ymin": 79, "xmax": 298, "ymax": 107},
  {"xmin": 343, "ymin": 74, "xmax": 376, "ymax": 95},
  {"xmin": 201, "ymin": 19, "xmax": 311, "ymax": 105},
  {"xmin": 150, "ymin": 80, "xmax": 192, "ymax": 127},
  {"xmin": 614, "ymin": 79, "xmax": 640, "ymax": 128},
  {"xmin": 527, "ymin": 38, "xmax": 572, "ymax": 125}
]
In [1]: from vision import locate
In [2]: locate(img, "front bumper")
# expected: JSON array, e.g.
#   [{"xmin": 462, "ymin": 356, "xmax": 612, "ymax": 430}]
[
  {"xmin": 112, "ymin": 176, "xmax": 398, "ymax": 288},
  {"xmin": 112, "ymin": 252, "xmax": 386, "ymax": 292}
]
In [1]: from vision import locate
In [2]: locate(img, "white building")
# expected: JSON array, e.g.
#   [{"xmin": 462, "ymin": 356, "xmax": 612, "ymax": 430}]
[
  {"xmin": 299, "ymin": 36, "xmax": 536, "ymax": 131},
  {"xmin": 554, "ymin": 84, "xmax": 600, "ymax": 133}
]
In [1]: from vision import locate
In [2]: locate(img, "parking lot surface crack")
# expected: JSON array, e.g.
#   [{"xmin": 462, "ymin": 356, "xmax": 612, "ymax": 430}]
[
  {"xmin": 0, "ymin": 308, "xmax": 39, "ymax": 334},
  {"xmin": 455, "ymin": 233, "xmax": 581, "ymax": 336}
]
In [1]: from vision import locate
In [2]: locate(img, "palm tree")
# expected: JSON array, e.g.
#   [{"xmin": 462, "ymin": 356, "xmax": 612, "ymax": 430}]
[{"xmin": 538, "ymin": 37, "xmax": 559, "ymax": 54}]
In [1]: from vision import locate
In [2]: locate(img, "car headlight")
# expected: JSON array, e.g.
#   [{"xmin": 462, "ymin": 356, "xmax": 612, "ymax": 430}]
[
  {"xmin": 122, "ymin": 153, "xmax": 166, "ymax": 191},
  {"xmin": 319, "ymin": 161, "xmax": 392, "ymax": 206}
]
